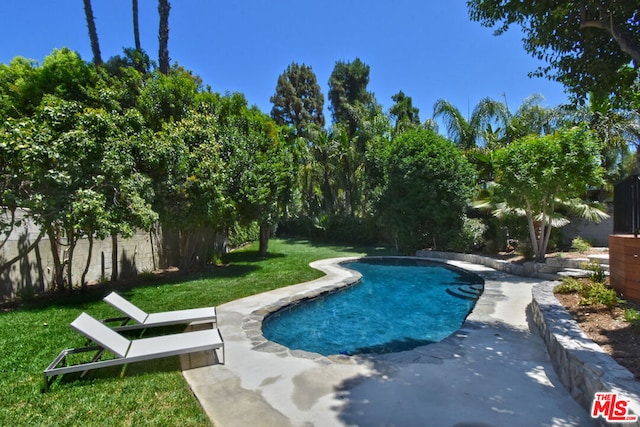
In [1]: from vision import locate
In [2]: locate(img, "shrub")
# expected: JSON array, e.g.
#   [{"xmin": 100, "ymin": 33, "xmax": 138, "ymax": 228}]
[
  {"xmin": 571, "ymin": 236, "xmax": 592, "ymax": 253},
  {"xmin": 624, "ymin": 308, "xmax": 640, "ymax": 328},
  {"xmin": 378, "ymin": 128, "xmax": 476, "ymax": 253},
  {"xmin": 580, "ymin": 282, "xmax": 623, "ymax": 309},
  {"xmin": 446, "ymin": 217, "xmax": 488, "ymax": 253},
  {"xmin": 583, "ymin": 261, "xmax": 606, "ymax": 284},
  {"xmin": 555, "ymin": 277, "xmax": 584, "ymax": 294}
]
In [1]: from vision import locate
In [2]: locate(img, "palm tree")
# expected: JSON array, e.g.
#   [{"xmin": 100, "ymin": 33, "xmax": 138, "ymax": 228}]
[
  {"xmin": 502, "ymin": 94, "xmax": 555, "ymax": 145},
  {"xmin": 432, "ymin": 97, "xmax": 507, "ymax": 150},
  {"xmin": 133, "ymin": 0, "xmax": 141, "ymax": 51},
  {"xmin": 158, "ymin": 0, "xmax": 171, "ymax": 75},
  {"xmin": 82, "ymin": 0, "xmax": 102, "ymax": 65}
]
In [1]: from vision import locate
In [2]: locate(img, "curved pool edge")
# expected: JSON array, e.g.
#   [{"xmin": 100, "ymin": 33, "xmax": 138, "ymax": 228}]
[
  {"xmin": 242, "ymin": 256, "xmax": 365, "ymax": 363},
  {"xmin": 259, "ymin": 256, "xmax": 486, "ymax": 358},
  {"xmin": 182, "ymin": 255, "xmax": 596, "ymax": 427}
]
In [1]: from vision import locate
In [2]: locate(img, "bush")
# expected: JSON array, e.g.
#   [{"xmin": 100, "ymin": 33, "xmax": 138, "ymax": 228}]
[
  {"xmin": 555, "ymin": 277, "xmax": 585, "ymax": 294},
  {"xmin": 580, "ymin": 282, "xmax": 623, "ymax": 308},
  {"xmin": 583, "ymin": 261, "xmax": 606, "ymax": 284},
  {"xmin": 624, "ymin": 308, "xmax": 640, "ymax": 328},
  {"xmin": 446, "ymin": 217, "xmax": 488, "ymax": 253},
  {"xmin": 555, "ymin": 277, "xmax": 623, "ymax": 309},
  {"xmin": 571, "ymin": 236, "xmax": 592, "ymax": 253},
  {"xmin": 229, "ymin": 222, "xmax": 260, "ymax": 248},
  {"xmin": 378, "ymin": 128, "xmax": 476, "ymax": 253}
]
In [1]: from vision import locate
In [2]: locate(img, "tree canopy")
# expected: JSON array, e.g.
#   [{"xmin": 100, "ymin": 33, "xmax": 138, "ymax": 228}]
[
  {"xmin": 270, "ymin": 62, "xmax": 325, "ymax": 137},
  {"xmin": 328, "ymin": 58, "xmax": 376, "ymax": 138},
  {"xmin": 491, "ymin": 127, "xmax": 605, "ymax": 261},
  {"xmin": 378, "ymin": 128, "xmax": 476, "ymax": 253},
  {"xmin": 467, "ymin": 0, "xmax": 640, "ymax": 106}
]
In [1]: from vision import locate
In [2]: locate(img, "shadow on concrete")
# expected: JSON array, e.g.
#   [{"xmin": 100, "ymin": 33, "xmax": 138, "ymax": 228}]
[{"xmin": 333, "ymin": 308, "xmax": 597, "ymax": 427}]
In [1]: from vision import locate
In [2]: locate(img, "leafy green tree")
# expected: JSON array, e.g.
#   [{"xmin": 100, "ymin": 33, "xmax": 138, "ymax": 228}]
[
  {"xmin": 0, "ymin": 57, "xmax": 41, "ymax": 118},
  {"xmin": 270, "ymin": 62, "xmax": 325, "ymax": 137},
  {"xmin": 137, "ymin": 67, "xmax": 200, "ymax": 130},
  {"xmin": 491, "ymin": 127, "xmax": 605, "ymax": 262},
  {"xmin": 38, "ymin": 48, "xmax": 96, "ymax": 103},
  {"xmin": 141, "ymin": 111, "xmax": 230, "ymax": 271},
  {"xmin": 389, "ymin": 90, "xmax": 420, "ymax": 133},
  {"xmin": 467, "ymin": 0, "xmax": 639, "ymax": 105},
  {"xmin": 223, "ymin": 109, "xmax": 295, "ymax": 257},
  {"xmin": 0, "ymin": 118, "xmax": 45, "ymax": 274},
  {"xmin": 379, "ymin": 128, "xmax": 476, "ymax": 253}
]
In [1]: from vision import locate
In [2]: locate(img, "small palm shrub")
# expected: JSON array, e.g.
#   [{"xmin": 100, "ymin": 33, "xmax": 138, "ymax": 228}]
[{"xmin": 583, "ymin": 262, "xmax": 607, "ymax": 284}]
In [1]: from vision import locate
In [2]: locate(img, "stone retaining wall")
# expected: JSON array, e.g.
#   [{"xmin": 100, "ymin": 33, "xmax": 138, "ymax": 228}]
[
  {"xmin": 415, "ymin": 250, "xmax": 559, "ymax": 279},
  {"xmin": 416, "ymin": 250, "xmax": 640, "ymax": 425},
  {"xmin": 532, "ymin": 282, "xmax": 640, "ymax": 426}
]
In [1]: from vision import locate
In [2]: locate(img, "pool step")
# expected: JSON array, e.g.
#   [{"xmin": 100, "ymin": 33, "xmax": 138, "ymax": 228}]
[{"xmin": 446, "ymin": 284, "xmax": 483, "ymax": 301}]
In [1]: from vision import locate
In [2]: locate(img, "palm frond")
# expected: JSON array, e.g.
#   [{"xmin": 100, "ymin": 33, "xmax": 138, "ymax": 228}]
[{"xmin": 560, "ymin": 198, "xmax": 610, "ymax": 223}]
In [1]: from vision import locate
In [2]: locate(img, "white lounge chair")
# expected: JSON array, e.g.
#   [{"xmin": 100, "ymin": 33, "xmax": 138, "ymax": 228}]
[
  {"xmin": 43, "ymin": 312, "xmax": 224, "ymax": 392},
  {"xmin": 102, "ymin": 292, "xmax": 217, "ymax": 331}
]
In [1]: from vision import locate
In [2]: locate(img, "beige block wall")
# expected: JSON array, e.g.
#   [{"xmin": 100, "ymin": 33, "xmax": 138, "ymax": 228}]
[{"xmin": 0, "ymin": 209, "xmax": 164, "ymax": 300}]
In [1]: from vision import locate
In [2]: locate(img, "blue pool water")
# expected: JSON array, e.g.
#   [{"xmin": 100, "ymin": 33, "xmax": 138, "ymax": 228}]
[{"xmin": 262, "ymin": 258, "xmax": 484, "ymax": 356}]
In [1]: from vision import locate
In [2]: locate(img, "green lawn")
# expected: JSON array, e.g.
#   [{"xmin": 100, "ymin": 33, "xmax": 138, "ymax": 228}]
[{"xmin": 0, "ymin": 239, "xmax": 396, "ymax": 426}]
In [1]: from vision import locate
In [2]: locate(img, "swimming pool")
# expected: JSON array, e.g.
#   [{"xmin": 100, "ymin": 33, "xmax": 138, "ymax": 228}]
[{"xmin": 262, "ymin": 257, "xmax": 483, "ymax": 356}]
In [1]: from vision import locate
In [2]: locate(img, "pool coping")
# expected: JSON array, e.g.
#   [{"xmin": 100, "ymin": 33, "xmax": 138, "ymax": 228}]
[{"xmin": 243, "ymin": 256, "xmax": 482, "ymax": 361}]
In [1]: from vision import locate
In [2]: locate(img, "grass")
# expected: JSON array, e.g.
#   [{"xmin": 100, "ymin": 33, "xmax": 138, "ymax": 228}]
[{"xmin": 0, "ymin": 238, "xmax": 397, "ymax": 426}]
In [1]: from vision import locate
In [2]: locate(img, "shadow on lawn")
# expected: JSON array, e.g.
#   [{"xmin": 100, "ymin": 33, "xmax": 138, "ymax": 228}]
[
  {"xmin": 2, "ymin": 259, "xmax": 262, "ymax": 313},
  {"xmin": 2, "ymin": 239, "xmax": 397, "ymax": 312}
]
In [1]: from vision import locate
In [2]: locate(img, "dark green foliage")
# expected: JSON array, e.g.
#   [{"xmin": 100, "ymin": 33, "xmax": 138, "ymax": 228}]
[
  {"xmin": 389, "ymin": 90, "xmax": 420, "ymax": 133},
  {"xmin": 378, "ymin": 128, "xmax": 476, "ymax": 253},
  {"xmin": 270, "ymin": 62, "xmax": 325, "ymax": 137},
  {"xmin": 467, "ymin": 0, "xmax": 640, "ymax": 106},
  {"xmin": 328, "ymin": 58, "xmax": 375, "ymax": 138}
]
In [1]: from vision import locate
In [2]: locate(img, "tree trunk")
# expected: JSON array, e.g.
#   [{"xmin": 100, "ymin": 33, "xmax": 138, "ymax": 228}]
[
  {"xmin": 82, "ymin": 0, "xmax": 103, "ymax": 66},
  {"xmin": 132, "ymin": 0, "xmax": 141, "ymax": 51},
  {"xmin": 158, "ymin": 0, "xmax": 171, "ymax": 75},
  {"xmin": 46, "ymin": 225, "xmax": 65, "ymax": 291},
  {"xmin": 111, "ymin": 233, "xmax": 119, "ymax": 281},
  {"xmin": 66, "ymin": 230, "xmax": 77, "ymax": 292},
  {"xmin": 81, "ymin": 234, "xmax": 94, "ymax": 292},
  {"xmin": 259, "ymin": 223, "xmax": 270, "ymax": 258}
]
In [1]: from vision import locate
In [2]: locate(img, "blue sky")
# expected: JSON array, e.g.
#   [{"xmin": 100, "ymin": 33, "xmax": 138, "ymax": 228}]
[{"xmin": 0, "ymin": 0, "xmax": 569, "ymax": 124}]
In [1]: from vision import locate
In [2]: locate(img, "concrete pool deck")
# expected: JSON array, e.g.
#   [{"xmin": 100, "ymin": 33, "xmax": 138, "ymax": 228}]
[{"xmin": 183, "ymin": 257, "xmax": 599, "ymax": 426}]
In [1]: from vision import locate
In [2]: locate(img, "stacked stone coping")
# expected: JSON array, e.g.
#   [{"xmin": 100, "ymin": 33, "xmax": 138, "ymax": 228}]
[
  {"xmin": 242, "ymin": 265, "xmax": 363, "ymax": 364},
  {"xmin": 416, "ymin": 250, "xmax": 640, "ymax": 426}
]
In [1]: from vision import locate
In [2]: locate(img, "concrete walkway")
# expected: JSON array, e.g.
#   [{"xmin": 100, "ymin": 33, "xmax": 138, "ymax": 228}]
[{"xmin": 183, "ymin": 257, "xmax": 597, "ymax": 427}]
